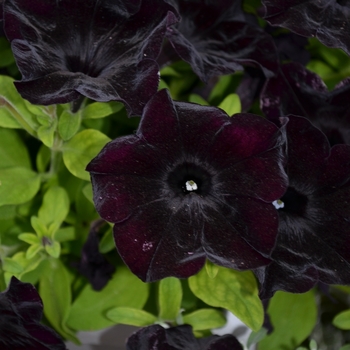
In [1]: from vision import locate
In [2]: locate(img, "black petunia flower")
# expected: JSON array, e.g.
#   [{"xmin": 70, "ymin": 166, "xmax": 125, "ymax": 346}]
[
  {"xmin": 255, "ymin": 115, "xmax": 350, "ymax": 299},
  {"xmin": 261, "ymin": 0, "xmax": 350, "ymax": 56},
  {"xmin": 126, "ymin": 324, "xmax": 243, "ymax": 350},
  {"xmin": 0, "ymin": 276, "xmax": 67, "ymax": 349},
  {"xmin": 87, "ymin": 89, "xmax": 288, "ymax": 282},
  {"xmin": 3, "ymin": 0, "xmax": 178, "ymax": 115},
  {"xmin": 163, "ymin": 0, "xmax": 279, "ymax": 82},
  {"xmin": 260, "ymin": 62, "xmax": 350, "ymax": 146}
]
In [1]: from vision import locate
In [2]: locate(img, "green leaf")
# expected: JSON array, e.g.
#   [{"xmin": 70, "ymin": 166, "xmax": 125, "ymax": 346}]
[
  {"xmin": 66, "ymin": 267, "xmax": 149, "ymax": 331},
  {"xmin": 0, "ymin": 38, "xmax": 15, "ymax": 67},
  {"xmin": 38, "ymin": 186, "xmax": 69, "ymax": 236},
  {"xmin": 31, "ymin": 216, "xmax": 48, "ymax": 238},
  {"xmin": 159, "ymin": 277, "xmax": 182, "ymax": 321},
  {"xmin": 0, "ymin": 205, "xmax": 16, "ymax": 220},
  {"xmin": 2, "ymin": 257, "xmax": 24, "ymax": 274},
  {"xmin": 188, "ymin": 94, "xmax": 209, "ymax": 106},
  {"xmin": 82, "ymin": 101, "xmax": 123, "ymax": 119},
  {"xmin": 62, "ymin": 129, "xmax": 110, "ymax": 181},
  {"xmin": 340, "ymin": 345, "xmax": 350, "ymax": 350},
  {"xmin": 247, "ymin": 327, "xmax": 268, "ymax": 348},
  {"xmin": 333, "ymin": 309, "xmax": 350, "ymax": 330},
  {"xmin": 218, "ymin": 93, "xmax": 241, "ymax": 116},
  {"xmin": 0, "ymin": 129, "xmax": 31, "ymax": 169},
  {"xmin": 26, "ymin": 243, "xmax": 43, "ymax": 259},
  {"xmin": 205, "ymin": 260, "xmax": 219, "ymax": 279},
  {"xmin": 182, "ymin": 309, "xmax": 226, "ymax": 331},
  {"xmin": 0, "ymin": 108, "xmax": 22, "ymax": 128},
  {"xmin": 39, "ymin": 259, "xmax": 78, "ymax": 343},
  {"xmin": 82, "ymin": 182, "xmax": 94, "ymax": 203},
  {"xmin": 45, "ymin": 241, "xmax": 61, "ymax": 258},
  {"xmin": 259, "ymin": 290, "xmax": 317, "ymax": 350},
  {"xmin": 58, "ymin": 110, "xmax": 82, "ymax": 141},
  {"xmin": 107, "ymin": 307, "xmax": 157, "ymax": 327},
  {"xmin": 99, "ymin": 226, "xmax": 115, "ymax": 254},
  {"xmin": 37, "ymin": 120, "xmax": 57, "ymax": 148},
  {"xmin": 18, "ymin": 233, "xmax": 40, "ymax": 245},
  {"xmin": 54, "ymin": 226, "xmax": 75, "ymax": 242},
  {"xmin": 188, "ymin": 266, "xmax": 263, "ymax": 331},
  {"xmin": 0, "ymin": 167, "xmax": 41, "ymax": 206},
  {"xmin": 36, "ymin": 144, "xmax": 51, "ymax": 173}
]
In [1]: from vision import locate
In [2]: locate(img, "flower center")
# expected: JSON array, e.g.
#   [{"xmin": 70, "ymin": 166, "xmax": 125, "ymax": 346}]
[
  {"xmin": 185, "ymin": 180, "xmax": 198, "ymax": 192},
  {"xmin": 275, "ymin": 187, "xmax": 308, "ymax": 216}
]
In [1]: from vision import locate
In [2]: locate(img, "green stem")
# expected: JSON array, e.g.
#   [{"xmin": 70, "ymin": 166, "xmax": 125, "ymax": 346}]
[
  {"xmin": 49, "ymin": 134, "xmax": 63, "ymax": 175},
  {"xmin": 0, "ymin": 98, "xmax": 36, "ymax": 137}
]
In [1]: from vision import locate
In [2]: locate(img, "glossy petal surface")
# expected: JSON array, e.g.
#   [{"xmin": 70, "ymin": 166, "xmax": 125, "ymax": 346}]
[
  {"xmin": 165, "ymin": 0, "xmax": 279, "ymax": 82},
  {"xmin": 87, "ymin": 89, "xmax": 287, "ymax": 281},
  {"xmin": 256, "ymin": 116, "xmax": 350, "ymax": 298},
  {"xmin": 126, "ymin": 324, "xmax": 243, "ymax": 350},
  {"xmin": 261, "ymin": 62, "xmax": 350, "ymax": 145},
  {"xmin": 262, "ymin": 0, "xmax": 350, "ymax": 55},
  {"xmin": 0, "ymin": 276, "xmax": 67, "ymax": 349},
  {"xmin": 3, "ymin": 0, "xmax": 178, "ymax": 115}
]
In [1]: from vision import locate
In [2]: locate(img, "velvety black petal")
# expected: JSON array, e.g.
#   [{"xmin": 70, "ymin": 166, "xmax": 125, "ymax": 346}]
[
  {"xmin": 165, "ymin": 0, "xmax": 279, "ymax": 82},
  {"xmin": 126, "ymin": 324, "xmax": 243, "ymax": 350},
  {"xmin": 0, "ymin": 276, "xmax": 67, "ymax": 349},
  {"xmin": 4, "ymin": 0, "xmax": 178, "ymax": 115},
  {"xmin": 88, "ymin": 90, "xmax": 287, "ymax": 282},
  {"xmin": 261, "ymin": 62, "xmax": 350, "ymax": 145},
  {"xmin": 262, "ymin": 0, "xmax": 350, "ymax": 55},
  {"xmin": 72, "ymin": 222, "xmax": 116, "ymax": 291},
  {"xmin": 256, "ymin": 116, "xmax": 350, "ymax": 297}
]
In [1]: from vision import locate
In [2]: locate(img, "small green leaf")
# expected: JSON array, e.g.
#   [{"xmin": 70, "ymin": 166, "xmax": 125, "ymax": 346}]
[
  {"xmin": 188, "ymin": 94, "xmax": 209, "ymax": 106},
  {"xmin": 36, "ymin": 144, "xmax": 51, "ymax": 173},
  {"xmin": 0, "ymin": 108, "xmax": 21, "ymax": 128},
  {"xmin": 62, "ymin": 129, "xmax": 110, "ymax": 180},
  {"xmin": 58, "ymin": 110, "xmax": 82, "ymax": 141},
  {"xmin": 333, "ymin": 309, "xmax": 350, "ymax": 330},
  {"xmin": 218, "ymin": 93, "xmax": 241, "ymax": 116},
  {"xmin": 99, "ymin": 226, "xmax": 115, "ymax": 254},
  {"xmin": 205, "ymin": 260, "xmax": 219, "ymax": 279},
  {"xmin": 82, "ymin": 182, "xmax": 93, "ymax": 203},
  {"xmin": 37, "ymin": 121, "xmax": 57, "ymax": 148},
  {"xmin": 82, "ymin": 101, "xmax": 123, "ymax": 119},
  {"xmin": 247, "ymin": 327, "xmax": 268, "ymax": 348},
  {"xmin": 0, "ymin": 167, "xmax": 41, "ymax": 206},
  {"xmin": 259, "ymin": 290, "xmax": 317, "ymax": 350},
  {"xmin": 2, "ymin": 257, "xmax": 24, "ymax": 274},
  {"xmin": 67, "ymin": 267, "xmax": 149, "ymax": 331},
  {"xmin": 0, "ymin": 129, "xmax": 31, "ymax": 169},
  {"xmin": 183, "ymin": 309, "xmax": 226, "ymax": 331},
  {"xmin": 26, "ymin": 243, "xmax": 43, "ymax": 259},
  {"xmin": 159, "ymin": 277, "xmax": 182, "ymax": 321},
  {"xmin": 45, "ymin": 241, "xmax": 61, "ymax": 258},
  {"xmin": 31, "ymin": 216, "xmax": 48, "ymax": 238},
  {"xmin": 54, "ymin": 226, "xmax": 75, "ymax": 242},
  {"xmin": 107, "ymin": 307, "xmax": 157, "ymax": 327},
  {"xmin": 18, "ymin": 233, "xmax": 40, "ymax": 245},
  {"xmin": 188, "ymin": 266, "xmax": 263, "ymax": 331}
]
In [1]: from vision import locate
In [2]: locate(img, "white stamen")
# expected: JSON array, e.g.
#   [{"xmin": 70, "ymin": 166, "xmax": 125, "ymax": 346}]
[
  {"xmin": 185, "ymin": 180, "xmax": 198, "ymax": 191},
  {"xmin": 272, "ymin": 199, "xmax": 284, "ymax": 209}
]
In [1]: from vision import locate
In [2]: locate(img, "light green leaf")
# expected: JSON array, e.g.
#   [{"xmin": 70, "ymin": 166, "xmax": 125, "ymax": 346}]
[
  {"xmin": 39, "ymin": 259, "xmax": 78, "ymax": 343},
  {"xmin": 333, "ymin": 309, "xmax": 350, "ymax": 330},
  {"xmin": 247, "ymin": 327, "xmax": 268, "ymax": 348},
  {"xmin": 107, "ymin": 307, "xmax": 157, "ymax": 327},
  {"xmin": 159, "ymin": 277, "xmax": 182, "ymax": 321},
  {"xmin": 0, "ymin": 108, "xmax": 21, "ymax": 128},
  {"xmin": 218, "ymin": 93, "xmax": 241, "ymax": 116},
  {"xmin": 67, "ymin": 267, "xmax": 149, "ymax": 331},
  {"xmin": 188, "ymin": 266, "xmax": 263, "ymax": 331},
  {"xmin": 62, "ymin": 129, "xmax": 110, "ymax": 181},
  {"xmin": 31, "ymin": 216, "xmax": 48, "ymax": 238},
  {"xmin": 99, "ymin": 226, "xmax": 115, "ymax": 254},
  {"xmin": 37, "ymin": 120, "xmax": 57, "ymax": 148},
  {"xmin": 205, "ymin": 260, "xmax": 219, "ymax": 279},
  {"xmin": 38, "ymin": 186, "xmax": 70, "ymax": 235},
  {"xmin": 2, "ymin": 257, "xmax": 24, "ymax": 274},
  {"xmin": 58, "ymin": 110, "xmax": 82, "ymax": 141},
  {"xmin": 82, "ymin": 101, "xmax": 123, "ymax": 119},
  {"xmin": 45, "ymin": 241, "xmax": 61, "ymax": 258},
  {"xmin": 259, "ymin": 290, "xmax": 317, "ymax": 350},
  {"xmin": 82, "ymin": 182, "xmax": 93, "ymax": 203},
  {"xmin": 26, "ymin": 243, "xmax": 43, "ymax": 259},
  {"xmin": 0, "ymin": 167, "xmax": 41, "ymax": 206},
  {"xmin": 0, "ymin": 129, "xmax": 31, "ymax": 169},
  {"xmin": 18, "ymin": 233, "xmax": 40, "ymax": 245},
  {"xmin": 54, "ymin": 226, "xmax": 75, "ymax": 242},
  {"xmin": 188, "ymin": 94, "xmax": 209, "ymax": 106},
  {"xmin": 0, "ymin": 205, "xmax": 16, "ymax": 220},
  {"xmin": 183, "ymin": 309, "xmax": 226, "ymax": 331}
]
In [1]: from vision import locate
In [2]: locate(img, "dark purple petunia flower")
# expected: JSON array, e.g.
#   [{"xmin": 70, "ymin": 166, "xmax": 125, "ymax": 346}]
[
  {"xmin": 255, "ymin": 115, "xmax": 350, "ymax": 299},
  {"xmin": 72, "ymin": 220, "xmax": 116, "ymax": 291},
  {"xmin": 126, "ymin": 324, "xmax": 243, "ymax": 350},
  {"xmin": 260, "ymin": 62, "xmax": 350, "ymax": 146},
  {"xmin": 261, "ymin": 0, "xmax": 350, "ymax": 56},
  {"xmin": 0, "ymin": 276, "xmax": 67, "ymax": 349},
  {"xmin": 163, "ymin": 0, "xmax": 279, "ymax": 82},
  {"xmin": 3, "ymin": 0, "xmax": 178, "ymax": 115},
  {"xmin": 87, "ymin": 89, "xmax": 288, "ymax": 282}
]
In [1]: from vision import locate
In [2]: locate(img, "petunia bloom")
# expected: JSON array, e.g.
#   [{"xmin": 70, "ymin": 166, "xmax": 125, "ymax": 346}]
[
  {"xmin": 0, "ymin": 276, "xmax": 67, "ymax": 349},
  {"xmin": 126, "ymin": 324, "xmax": 243, "ymax": 350},
  {"xmin": 87, "ymin": 89, "xmax": 288, "ymax": 282},
  {"xmin": 163, "ymin": 0, "xmax": 279, "ymax": 82},
  {"xmin": 261, "ymin": 0, "xmax": 350, "ymax": 56},
  {"xmin": 260, "ymin": 62, "xmax": 350, "ymax": 145},
  {"xmin": 255, "ymin": 116, "xmax": 350, "ymax": 299},
  {"xmin": 3, "ymin": 0, "xmax": 178, "ymax": 115}
]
